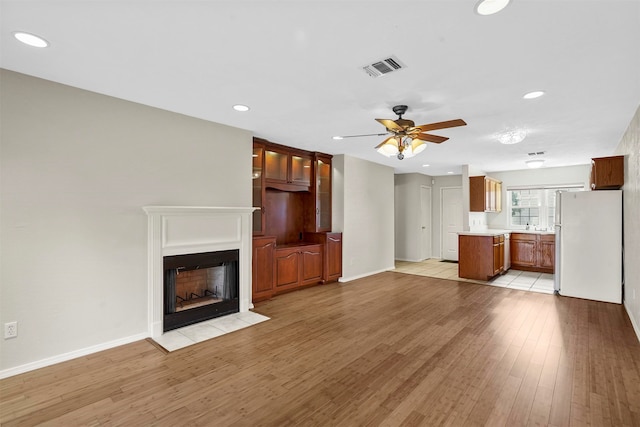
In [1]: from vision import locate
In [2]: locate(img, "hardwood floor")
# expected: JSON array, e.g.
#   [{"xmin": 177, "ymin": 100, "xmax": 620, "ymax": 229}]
[{"xmin": 2, "ymin": 272, "xmax": 640, "ymax": 426}]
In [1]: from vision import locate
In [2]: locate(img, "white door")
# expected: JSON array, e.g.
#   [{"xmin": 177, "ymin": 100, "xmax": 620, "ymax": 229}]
[
  {"xmin": 442, "ymin": 187, "xmax": 463, "ymax": 261},
  {"xmin": 420, "ymin": 186, "xmax": 432, "ymax": 260}
]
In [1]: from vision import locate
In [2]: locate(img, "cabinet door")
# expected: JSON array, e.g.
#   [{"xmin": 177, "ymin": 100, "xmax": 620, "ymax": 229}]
[
  {"xmin": 539, "ymin": 236, "xmax": 555, "ymax": 272},
  {"xmin": 291, "ymin": 154, "xmax": 312, "ymax": 186},
  {"xmin": 316, "ymin": 156, "xmax": 332, "ymax": 231},
  {"xmin": 326, "ymin": 233, "xmax": 342, "ymax": 281},
  {"xmin": 492, "ymin": 242, "xmax": 501, "ymax": 276},
  {"xmin": 252, "ymin": 237, "xmax": 275, "ymax": 301},
  {"xmin": 591, "ymin": 156, "xmax": 624, "ymax": 190},
  {"xmin": 265, "ymin": 148, "xmax": 289, "ymax": 183},
  {"xmin": 252, "ymin": 144, "xmax": 265, "ymax": 235},
  {"xmin": 275, "ymin": 248, "xmax": 300, "ymax": 290},
  {"xmin": 495, "ymin": 182, "xmax": 502, "ymax": 212},
  {"xmin": 511, "ymin": 234, "xmax": 537, "ymax": 267},
  {"xmin": 301, "ymin": 246, "xmax": 323, "ymax": 285}
]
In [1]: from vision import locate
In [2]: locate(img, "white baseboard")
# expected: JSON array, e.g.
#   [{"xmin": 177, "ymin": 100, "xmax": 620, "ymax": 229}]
[
  {"xmin": 624, "ymin": 300, "xmax": 640, "ymax": 343},
  {"xmin": 0, "ymin": 332, "xmax": 149, "ymax": 379},
  {"xmin": 338, "ymin": 266, "xmax": 396, "ymax": 283}
]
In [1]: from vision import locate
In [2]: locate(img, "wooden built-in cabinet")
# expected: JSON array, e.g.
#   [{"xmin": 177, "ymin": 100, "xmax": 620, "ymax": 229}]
[
  {"xmin": 252, "ymin": 236, "xmax": 275, "ymax": 302},
  {"xmin": 275, "ymin": 244, "xmax": 323, "ymax": 292},
  {"xmin": 590, "ymin": 155, "xmax": 624, "ymax": 190},
  {"xmin": 470, "ymin": 176, "xmax": 502, "ymax": 212},
  {"xmin": 304, "ymin": 232, "xmax": 343, "ymax": 282},
  {"xmin": 263, "ymin": 142, "xmax": 312, "ymax": 192},
  {"xmin": 458, "ymin": 234, "xmax": 504, "ymax": 280},
  {"xmin": 251, "ymin": 138, "xmax": 341, "ymax": 302},
  {"xmin": 511, "ymin": 233, "xmax": 555, "ymax": 274}
]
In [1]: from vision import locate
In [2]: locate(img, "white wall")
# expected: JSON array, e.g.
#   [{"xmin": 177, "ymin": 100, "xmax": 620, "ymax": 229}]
[
  {"xmin": 334, "ymin": 155, "xmax": 395, "ymax": 281},
  {"xmin": 394, "ymin": 173, "xmax": 433, "ymax": 262},
  {"xmin": 485, "ymin": 165, "xmax": 591, "ymax": 230},
  {"xmin": 615, "ymin": 105, "xmax": 640, "ymax": 341},
  {"xmin": 0, "ymin": 70, "xmax": 252, "ymax": 374}
]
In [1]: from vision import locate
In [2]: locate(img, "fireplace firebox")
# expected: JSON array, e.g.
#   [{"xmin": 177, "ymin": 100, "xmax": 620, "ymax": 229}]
[{"xmin": 163, "ymin": 249, "xmax": 239, "ymax": 332}]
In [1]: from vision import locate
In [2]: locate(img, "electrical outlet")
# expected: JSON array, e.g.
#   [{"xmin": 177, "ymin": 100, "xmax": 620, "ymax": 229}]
[{"xmin": 4, "ymin": 321, "xmax": 18, "ymax": 339}]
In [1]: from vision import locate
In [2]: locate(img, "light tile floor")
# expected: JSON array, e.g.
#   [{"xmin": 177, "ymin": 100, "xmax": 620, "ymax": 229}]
[
  {"xmin": 152, "ymin": 311, "xmax": 270, "ymax": 352},
  {"xmin": 394, "ymin": 259, "xmax": 555, "ymax": 295}
]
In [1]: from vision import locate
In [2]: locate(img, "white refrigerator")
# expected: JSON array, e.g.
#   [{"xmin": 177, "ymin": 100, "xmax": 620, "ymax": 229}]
[{"xmin": 554, "ymin": 190, "xmax": 622, "ymax": 304}]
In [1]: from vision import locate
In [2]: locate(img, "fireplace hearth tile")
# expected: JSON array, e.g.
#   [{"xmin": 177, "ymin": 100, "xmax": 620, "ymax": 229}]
[
  {"xmin": 151, "ymin": 311, "xmax": 270, "ymax": 352},
  {"xmin": 153, "ymin": 330, "xmax": 196, "ymax": 352},
  {"xmin": 178, "ymin": 322, "xmax": 227, "ymax": 343}
]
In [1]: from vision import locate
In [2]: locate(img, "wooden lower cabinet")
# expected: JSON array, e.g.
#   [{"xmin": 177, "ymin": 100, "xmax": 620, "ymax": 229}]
[
  {"xmin": 458, "ymin": 234, "xmax": 504, "ymax": 281},
  {"xmin": 510, "ymin": 233, "xmax": 555, "ymax": 274},
  {"xmin": 274, "ymin": 244, "xmax": 323, "ymax": 294},
  {"xmin": 304, "ymin": 232, "xmax": 343, "ymax": 282},
  {"xmin": 510, "ymin": 234, "xmax": 537, "ymax": 268},
  {"xmin": 252, "ymin": 236, "xmax": 276, "ymax": 302}
]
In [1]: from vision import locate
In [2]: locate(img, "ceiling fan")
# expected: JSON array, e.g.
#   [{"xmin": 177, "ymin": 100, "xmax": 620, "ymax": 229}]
[{"xmin": 337, "ymin": 105, "xmax": 467, "ymax": 160}]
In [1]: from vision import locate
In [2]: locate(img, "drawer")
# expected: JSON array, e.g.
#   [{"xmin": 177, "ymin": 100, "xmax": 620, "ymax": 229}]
[{"xmin": 511, "ymin": 233, "xmax": 537, "ymax": 241}]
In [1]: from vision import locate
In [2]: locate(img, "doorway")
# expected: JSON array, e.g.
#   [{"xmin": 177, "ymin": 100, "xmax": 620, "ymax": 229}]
[
  {"xmin": 441, "ymin": 187, "xmax": 463, "ymax": 261},
  {"xmin": 420, "ymin": 186, "xmax": 432, "ymax": 260}
]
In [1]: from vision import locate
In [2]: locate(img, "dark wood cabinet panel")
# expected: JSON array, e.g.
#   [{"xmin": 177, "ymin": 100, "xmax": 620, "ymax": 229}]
[
  {"xmin": 301, "ymin": 247, "xmax": 323, "ymax": 285},
  {"xmin": 459, "ymin": 234, "xmax": 504, "ymax": 281},
  {"xmin": 591, "ymin": 155, "xmax": 624, "ymax": 190},
  {"xmin": 326, "ymin": 233, "xmax": 342, "ymax": 281},
  {"xmin": 275, "ymin": 248, "xmax": 301, "ymax": 290},
  {"xmin": 274, "ymin": 244, "xmax": 323, "ymax": 293},
  {"xmin": 252, "ymin": 236, "xmax": 276, "ymax": 302},
  {"xmin": 252, "ymin": 143, "xmax": 266, "ymax": 235},
  {"xmin": 510, "ymin": 233, "xmax": 555, "ymax": 273},
  {"xmin": 304, "ymin": 232, "xmax": 342, "ymax": 283}
]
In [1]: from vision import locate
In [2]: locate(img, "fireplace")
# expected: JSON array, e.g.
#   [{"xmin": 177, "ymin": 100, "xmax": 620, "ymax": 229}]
[
  {"xmin": 163, "ymin": 249, "xmax": 239, "ymax": 332},
  {"xmin": 143, "ymin": 206, "xmax": 255, "ymax": 338}
]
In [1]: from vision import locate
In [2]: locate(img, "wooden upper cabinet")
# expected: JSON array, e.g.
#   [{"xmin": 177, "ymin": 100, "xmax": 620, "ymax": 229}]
[
  {"xmin": 591, "ymin": 155, "xmax": 624, "ymax": 190},
  {"xmin": 306, "ymin": 153, "xmax": 332, "ymax": 232},
  {"xmin": 264, "ymin": 144, "xmax": 311, "ymax": 191},
  {"xmin": 470, "ymin": 176, "xmax": 502, "ymax": 212},
  {"xmin": 252, "ymin": 143, "xmax": 265, "ymax": 235}
]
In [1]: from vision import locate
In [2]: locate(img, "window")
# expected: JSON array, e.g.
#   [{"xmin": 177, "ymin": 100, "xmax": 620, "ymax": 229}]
[{"xmin": 508, "ymin": 186, "xmax": 583, "ymax": 230}]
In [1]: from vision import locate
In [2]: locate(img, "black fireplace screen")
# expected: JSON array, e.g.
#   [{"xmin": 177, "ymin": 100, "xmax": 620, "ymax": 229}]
[{"xmin": 163, "ymin": 249, "xmax": 239, "ymax": 332}]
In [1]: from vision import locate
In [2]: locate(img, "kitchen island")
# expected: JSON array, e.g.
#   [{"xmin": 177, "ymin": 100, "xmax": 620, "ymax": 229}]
[{"xmin": 458, "ymin": 230, "xmax": 555, "ymax": 280}]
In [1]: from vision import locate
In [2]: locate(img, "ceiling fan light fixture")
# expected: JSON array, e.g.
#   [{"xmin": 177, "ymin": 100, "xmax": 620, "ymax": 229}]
[
  {"xmin": 377, "ymin": 138, "xmax": 399, "ymax": 156},
  {"xmin": 526, "ymin": 159, "xmax": 545, "ymax": 169},
  {"xmin": 475, "ymin": 0, "xmax": 510, "ymax": 16},
  {"xmin": 411, "ymin": 139, "xmax": 427, "ymax": 155},
  {"xmin": 498, "ymin": 129, "xmax": 527, "ymax": 145}
]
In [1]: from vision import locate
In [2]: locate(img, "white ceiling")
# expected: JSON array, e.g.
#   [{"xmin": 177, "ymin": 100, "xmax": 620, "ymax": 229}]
[{"xmin": 2, "ymin": 0, "xmax": 639, "ymax": 176}]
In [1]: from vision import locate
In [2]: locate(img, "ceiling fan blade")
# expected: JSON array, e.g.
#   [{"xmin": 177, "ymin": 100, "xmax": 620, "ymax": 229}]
[
  {"xmin": 337, "ymin": 132, "xmax": 389, "ymax": 139},
  {"xmin": 375, "ymin": 118, "xmax": 404, "ymax": 132},
  {"xmin": 374, "ymin": 136, "xmax": 398, "ymax": 149},
  {"xmin": 413, "ymin": 133, "xmax": 449, "ymax": 144},
  {"xmin": 412, "ymin": 119, "xmax": 467, "ymax": 133}
]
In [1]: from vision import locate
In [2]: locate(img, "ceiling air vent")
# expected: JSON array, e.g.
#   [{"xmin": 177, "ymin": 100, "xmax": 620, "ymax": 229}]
[
  {"xmin": 362, "ymin": 56, "xmax": 406, "ymax": 78},
  {"xmin": 528, "ymin": 151, "xmax": 546, "ymax": 156}
]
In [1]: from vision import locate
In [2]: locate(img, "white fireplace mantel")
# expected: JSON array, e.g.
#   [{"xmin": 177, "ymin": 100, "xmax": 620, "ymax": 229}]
[{"xmin": 143, "ymin": 206, "xmax": 256, "ymax": 338}]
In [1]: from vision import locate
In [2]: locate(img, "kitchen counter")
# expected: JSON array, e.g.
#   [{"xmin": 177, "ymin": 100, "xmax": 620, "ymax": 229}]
[{"xmin": 458, "ymin": 229, "xmax": 555, "ymax": 236}]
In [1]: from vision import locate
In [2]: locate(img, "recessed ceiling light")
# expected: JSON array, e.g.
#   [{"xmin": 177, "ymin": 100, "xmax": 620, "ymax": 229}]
[
  {"xmin": 332, "ymin": 136, "xmax": 344, "ymax": 140},
  {"xmin": 526, "ymin": 159, "xmax": 545, "ymax": 169},
  {"xmin": 523, "ymin": 90, "xmax": 545, "ymax": 99},
  {"xmin": 475, "ymin": 0, "xmax": 510, "ymax": 16},
  {"xmin": 232, "ymin": 104, "xmax": 250, "ymax": 112},
  {"xmin": 422, "ymin": 164, "xmax": 430, "ymax": 167},
  {"xmin": 447, "ymin": 171, "xmax": 454, "ymax": 174},
  {"xmin": 14, "ymin": 32, "xmax": 49, "ymax": 48}
]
